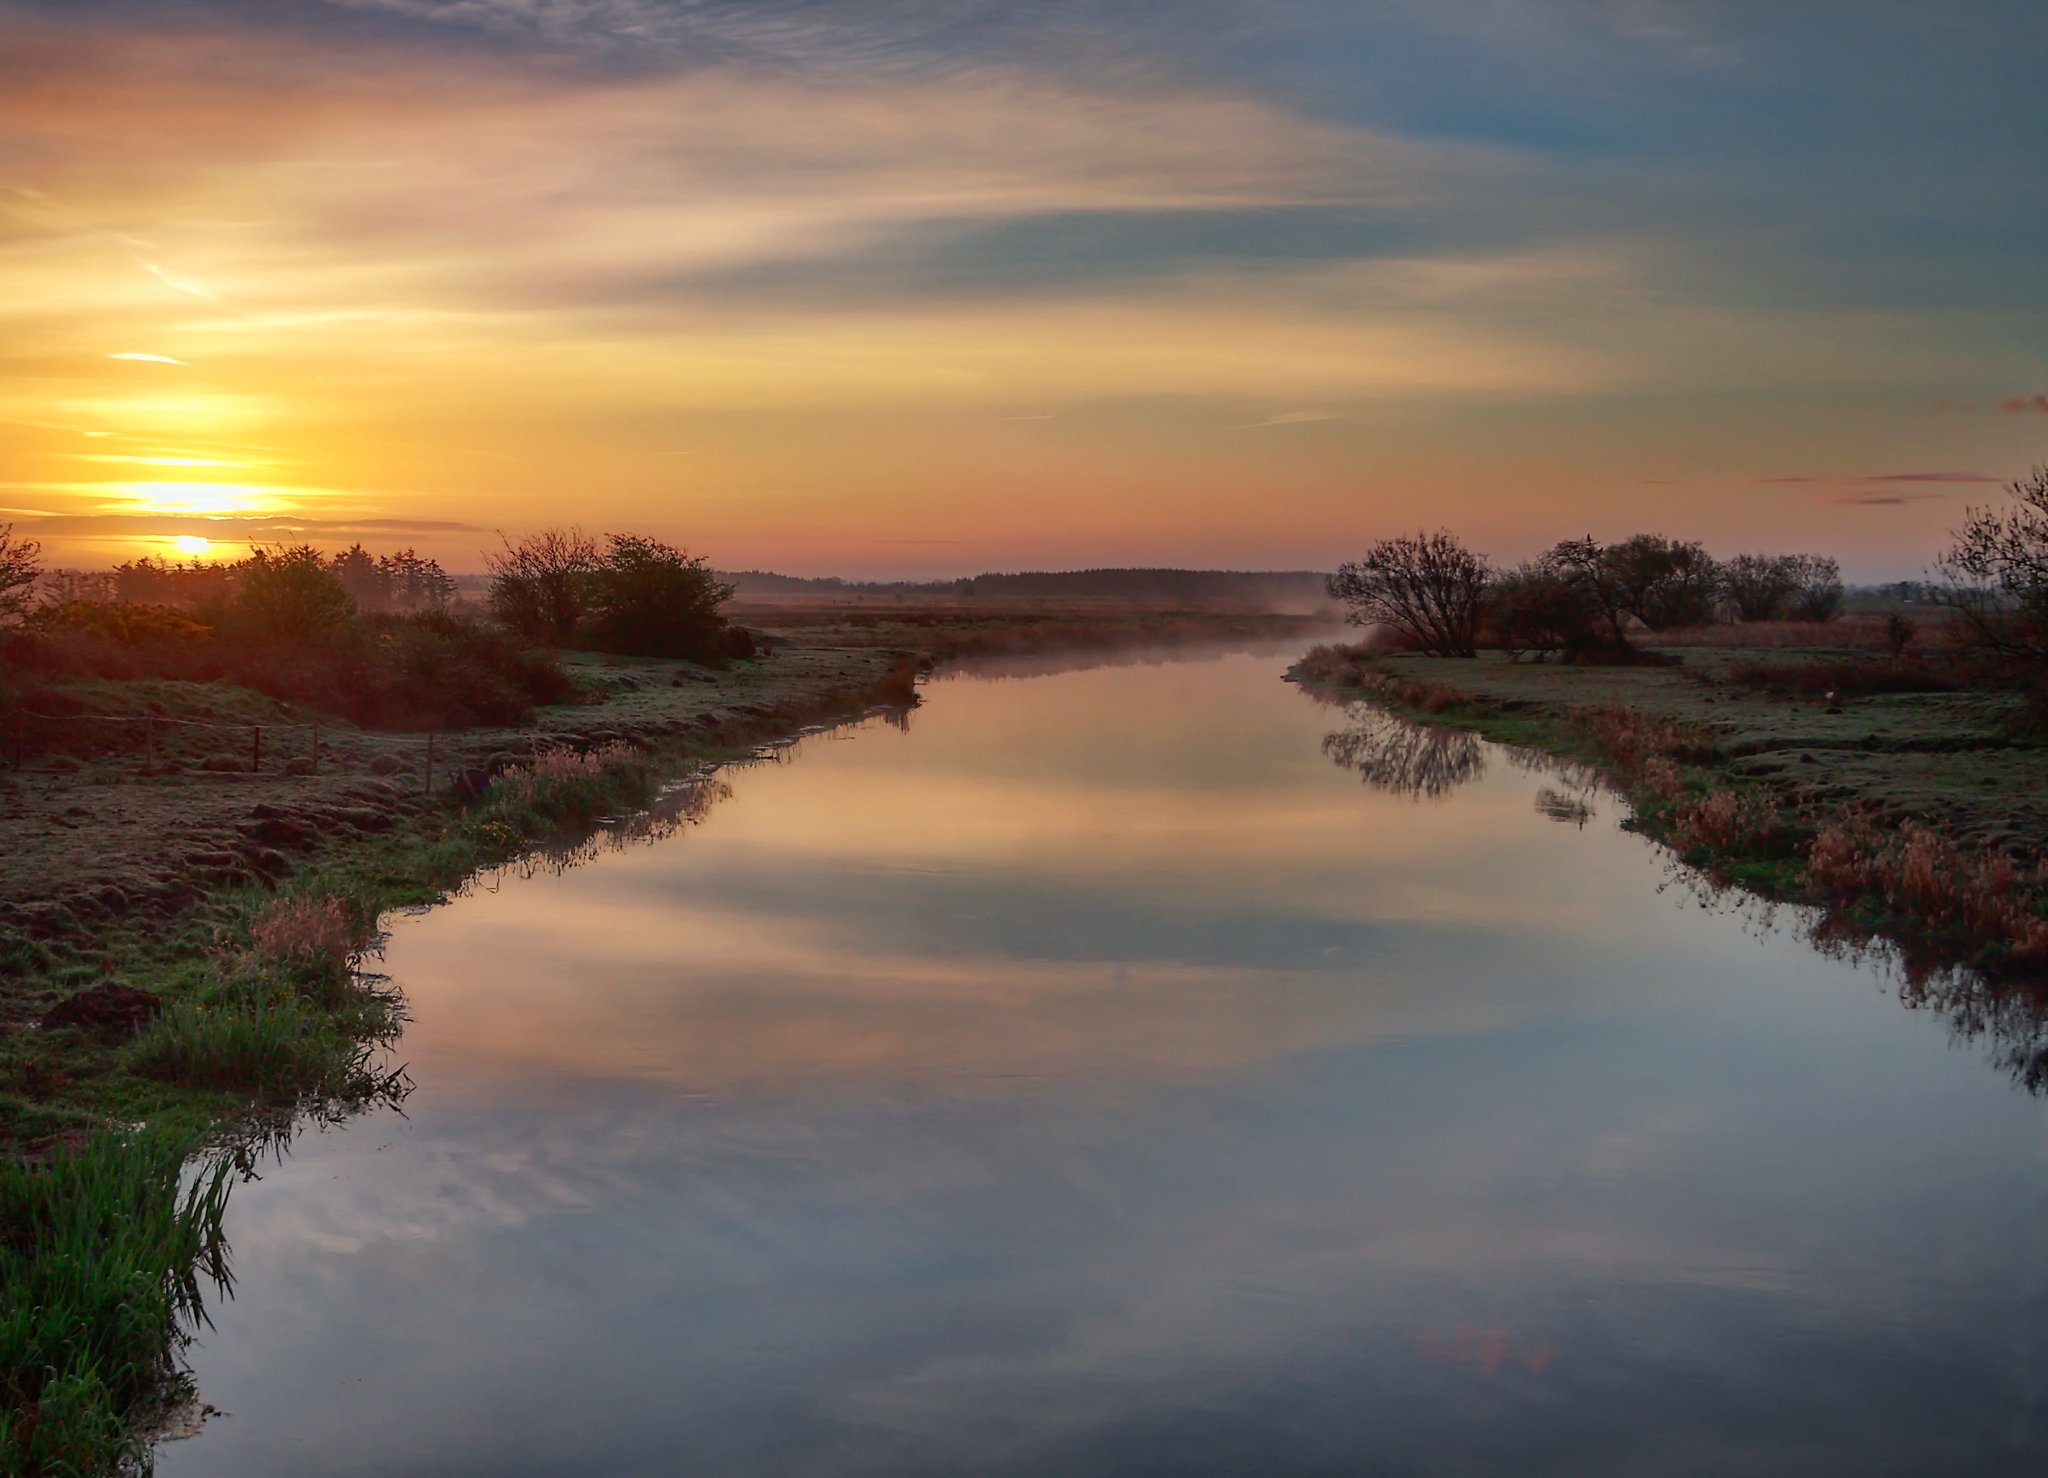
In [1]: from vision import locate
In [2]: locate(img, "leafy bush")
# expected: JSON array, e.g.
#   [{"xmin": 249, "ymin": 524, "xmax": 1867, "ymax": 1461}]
[
  {"xmin": 215, "ymin": 545, "xmax": 357, "ymax": 643},
  {"xmin": 1488, "ymin": 561, "xmax": 1605, "ymax": 661},
  {"xmin": 586, "ymin": 534, "xmax": 735, "ymax": 661},
  {"xmin": 1721, "ymin": 552, "xmax": 1796, "ymax": 621},
  {"xmin": 18, "ymin": 606, "xmax": 570, "ymax": 729},
  {"xmin": 0, "ymin": 522, "xmax": 42, "ymax": 626},
  {"xmin": 28, "ymin": 600, "xmax": 209, "ymax": 643},
  {"xmin": 1600, "ymin": 533, "xmax": 1722, "ymax": 632},
  {"xmin": 354, "ymin": 609, "xmax": 575, "ymax": 727}
]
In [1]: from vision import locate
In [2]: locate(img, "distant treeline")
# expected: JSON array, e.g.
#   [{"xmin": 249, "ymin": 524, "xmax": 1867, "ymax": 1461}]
[{"xmin": 724, "ymin": 566, "xmax": 1333, "ymax": 607}]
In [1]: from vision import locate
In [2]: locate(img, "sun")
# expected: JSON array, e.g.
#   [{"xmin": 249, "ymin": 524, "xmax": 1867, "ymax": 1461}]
[{"xmin": 171, "ymin": 535, "xmax": 211, "ymax": 557}]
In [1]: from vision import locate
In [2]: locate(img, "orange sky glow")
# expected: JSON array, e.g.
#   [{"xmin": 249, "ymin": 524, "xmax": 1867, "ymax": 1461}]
[{"xmin": 2, "ymin": 4, "xmax": 2043, "ymax": 578}]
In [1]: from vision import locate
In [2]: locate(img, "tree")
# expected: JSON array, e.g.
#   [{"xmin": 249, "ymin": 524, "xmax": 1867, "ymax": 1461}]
[
  {"xmin": 586, "ymin": 535, "xmax": 734, "ymax": 660},
  {"xmin": 227, "ymin": 545, "xmax": 357, "ymax": 642},
  {"xmin": 0, "ymin": 523, "xmax": 43, "ymax": 625},
  {"xmin": 1603, "ymin": 533, "xmax": 1721, "ymax": 631},
  {"xmin": 330, "ymin": 543, "xmax": 389, "ymax": 610},
  {"xmin": 1488, "ymin": 561, "xmax": 1603, "ymax": 662},
  {"xmin": 1938, "ymin": 466, "xmax": 2048, "ymax": 666},
  {"xmin": 1327, "ymin": 530, "xmax": 1490, "ymax": 658},
  {"xmin": 110, "ymin": 555, "xmax": 232, "ymax": 608},
  {"xmin": 379, "ymin": 549, "xmax": 456, "ymax": 611},
  {"xmin": 1720, "ymin": 552, "xmax": 1797, "ymax": 622},
  {"xmin": 1783, "ymin": 553, "xmax": 1844, "ymax": 622},
  {"xmin": 487, "ymin": 528, "xmax": 597, "ymax": 643},
  {"xmin": 1543, "ymin": 536, "xmax": 1635, "ymax": 649}
]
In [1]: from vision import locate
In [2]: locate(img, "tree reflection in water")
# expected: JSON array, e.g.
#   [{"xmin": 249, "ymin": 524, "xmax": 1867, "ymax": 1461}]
[
  {"xmin": 1320, "ymin": 696, "xmax": 2048, "ymax": 1098},
  {"xmin": 1320, "ymin": 707, "xmax": 1486, "ymax": 800},
  {"xmin": 1660, "ymin": 857, "xmax": 2048, "ymax": 1096}
]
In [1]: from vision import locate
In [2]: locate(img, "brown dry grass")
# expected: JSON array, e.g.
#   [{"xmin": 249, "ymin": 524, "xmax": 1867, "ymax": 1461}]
[{"xmin": 1810, "ymin": 817, "xmax": 2048, "ymax": 965}]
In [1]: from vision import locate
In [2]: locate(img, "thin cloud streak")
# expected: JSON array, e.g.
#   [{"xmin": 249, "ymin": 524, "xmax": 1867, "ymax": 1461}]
[
  {"xmin": 1239, "ymin": 409, "xmax": 1346, "ymax": 428},
  {"xmin": 1752, "ymin": 472, "xmax": 2001, "ymax": 487}
]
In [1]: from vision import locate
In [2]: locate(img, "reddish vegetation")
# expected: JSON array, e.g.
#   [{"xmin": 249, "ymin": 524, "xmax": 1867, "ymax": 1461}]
[
  {"xmin": 245, "ymin": 895, "xmax": 357, "ymax": 976},
  {"xmin": 1295, "ymin": 647, "xmax": 2048, "ymax": 982},
  {"xmin": 1809, "ymin": 817, "xmax": 2048, "ymax": 966}
]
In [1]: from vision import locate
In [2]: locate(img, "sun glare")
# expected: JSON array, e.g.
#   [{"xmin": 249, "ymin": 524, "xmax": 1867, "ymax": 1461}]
[
  {"xmin": 117, "ymin": 481, "xmax": 286, "ymax": 517},
  {"xmin": 171, "ymin": 535, "xmax": 211, "ymax": 557}
]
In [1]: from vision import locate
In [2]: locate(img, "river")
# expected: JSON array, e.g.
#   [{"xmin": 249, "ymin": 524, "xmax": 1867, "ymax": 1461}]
[{"xmin": 158, "ymin": 647, "xmax": 2048, "ymax": 1476}]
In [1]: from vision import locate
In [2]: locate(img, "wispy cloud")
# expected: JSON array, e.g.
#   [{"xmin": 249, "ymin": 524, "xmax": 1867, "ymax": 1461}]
[
  {"xmin": 15, "ymin": 512, "xmax": 489, "ymax": 540},
  {"xmin": 1999, "ymin": 393, "xmax": 2048, "ymax": 414},
  {"xmin": 1753, "ymin": 471, "xmax": 1999, "ymax": 487},
  {"xmin": 140, "ymin": 260, "xmax": 219, "ymax": 303},
  {"xmin": 1822, "ymin": 490, "xmax": 1952, "ymax": 506},
  {"xmin": 1238, "ymin": 409, "xmax": 1345, "ymax": 428},
  {"xmin": 107, "ymin": 352, "xmax": 185, "ymax": 366}
]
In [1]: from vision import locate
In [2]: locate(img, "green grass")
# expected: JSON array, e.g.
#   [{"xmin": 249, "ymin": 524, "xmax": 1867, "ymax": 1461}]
[
  {"xmin": 0, "ymin": 629, "xmax": 947, "ymax": 1472},
  {"xmin": 0, "ymin": 708, "xmax": 830, "ymax": 1472},
  {"xmin": 0, "ymin": 1132, "xmax": 232, "ymax": 1478}
]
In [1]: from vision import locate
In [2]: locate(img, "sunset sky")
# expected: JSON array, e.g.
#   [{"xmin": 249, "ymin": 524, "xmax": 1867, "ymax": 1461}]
[{"xmin": 2, "ymin": 1, "xmax": 2044, "ymax": 578}]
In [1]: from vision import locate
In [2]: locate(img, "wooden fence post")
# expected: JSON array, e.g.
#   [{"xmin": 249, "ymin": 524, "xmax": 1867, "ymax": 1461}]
[
  {"xmin": 145, "ymin": 714, "xmax": 156, "ymax": 772},
  {"xmin": 252, "ymin": 725, "xmax": 262, "ymax": 774},
  {"xmin": 312, "ymin": 719, "xmax": 320, "ymax": 777},
  {"xmin": 425, "ymin": 732, "xmax": 435, "ymax": 796}
]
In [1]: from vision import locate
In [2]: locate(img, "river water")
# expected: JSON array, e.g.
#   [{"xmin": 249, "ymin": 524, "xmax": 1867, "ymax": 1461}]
[{"xmin": 160, "ymin": 648, "xmax": 2048, "ymax": 1476}]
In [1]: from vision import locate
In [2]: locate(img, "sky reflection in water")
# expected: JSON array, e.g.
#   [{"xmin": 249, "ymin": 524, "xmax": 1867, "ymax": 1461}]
[{"xmin": 162, "ymin": 650, "xmax": 2048, "ymax": 1476}]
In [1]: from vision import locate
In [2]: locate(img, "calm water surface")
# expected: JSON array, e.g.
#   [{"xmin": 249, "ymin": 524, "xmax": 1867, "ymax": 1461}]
[{"xmin": 162, "ymin": 649, "xmax": 2048, "ymax": 1476}]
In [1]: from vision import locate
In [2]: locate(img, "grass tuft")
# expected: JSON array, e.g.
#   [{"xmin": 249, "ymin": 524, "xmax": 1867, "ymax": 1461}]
[{"xmin": 0, "ymin": 1132, "xmax": 231, "ymax": 1478}]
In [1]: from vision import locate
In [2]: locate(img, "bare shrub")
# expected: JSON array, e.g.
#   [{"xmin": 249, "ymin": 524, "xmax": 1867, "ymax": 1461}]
[
  {"xmin": 1328, "ymin": 530, "xmax": 1489, "ymax": 657},
  {"xmin": 488, "ymin": 528, "xmax": 598, "ymax": 644},
  {"xmin": 1322, "ymin": 709, "xmax": 1486, "ymax": 800},
  {"xmin": 1668, "ymin": 789, "xmax": 1789, "ymax": 853},
  {"xmin": 1290, "ymin": 642, "xmax": 1370, "ymax": 687},
  {"xmin": 1560, "ymin": 704, "xmax": 1711, "ymax": 802},
  {"xmin": 1782, "ymin": 553, "xmax": 1845, "ymax": 622},
  {"xmin": 1938, "ymin": 465, "xmax": 2048, "ymax": 672}
]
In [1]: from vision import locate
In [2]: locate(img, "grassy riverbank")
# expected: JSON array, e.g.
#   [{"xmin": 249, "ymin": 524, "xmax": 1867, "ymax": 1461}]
[
  {"xmin": 1290, "ymin": 638, "xmax": 2048, "ymax": 983},
  {"xmin": 0, "ymin": 605, "xmax": 1325, "ymax": 1474}
]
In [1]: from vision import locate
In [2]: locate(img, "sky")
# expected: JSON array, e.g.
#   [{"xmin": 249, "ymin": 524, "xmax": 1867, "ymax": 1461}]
[{"xmin": 1, "ymin": 0, "xmax": 2044, "ymax": 579}]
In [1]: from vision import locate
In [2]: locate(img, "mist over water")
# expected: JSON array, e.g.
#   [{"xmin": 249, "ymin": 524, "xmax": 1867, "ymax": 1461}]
[{"xmin": 161, "ymin": 648, "xmax": 2048, "ymax": 1476}]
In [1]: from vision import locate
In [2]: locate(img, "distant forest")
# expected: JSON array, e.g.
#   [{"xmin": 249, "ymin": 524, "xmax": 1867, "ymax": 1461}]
[{"xmin": 721, "ymin": 567, "xmax": 1335, "ymax": 608}]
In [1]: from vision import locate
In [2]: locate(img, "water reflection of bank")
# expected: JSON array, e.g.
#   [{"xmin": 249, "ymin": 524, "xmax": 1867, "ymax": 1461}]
[{"xmin": 1316, "ymin": 694, "xmax": 2048, "ymax": 1098}]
